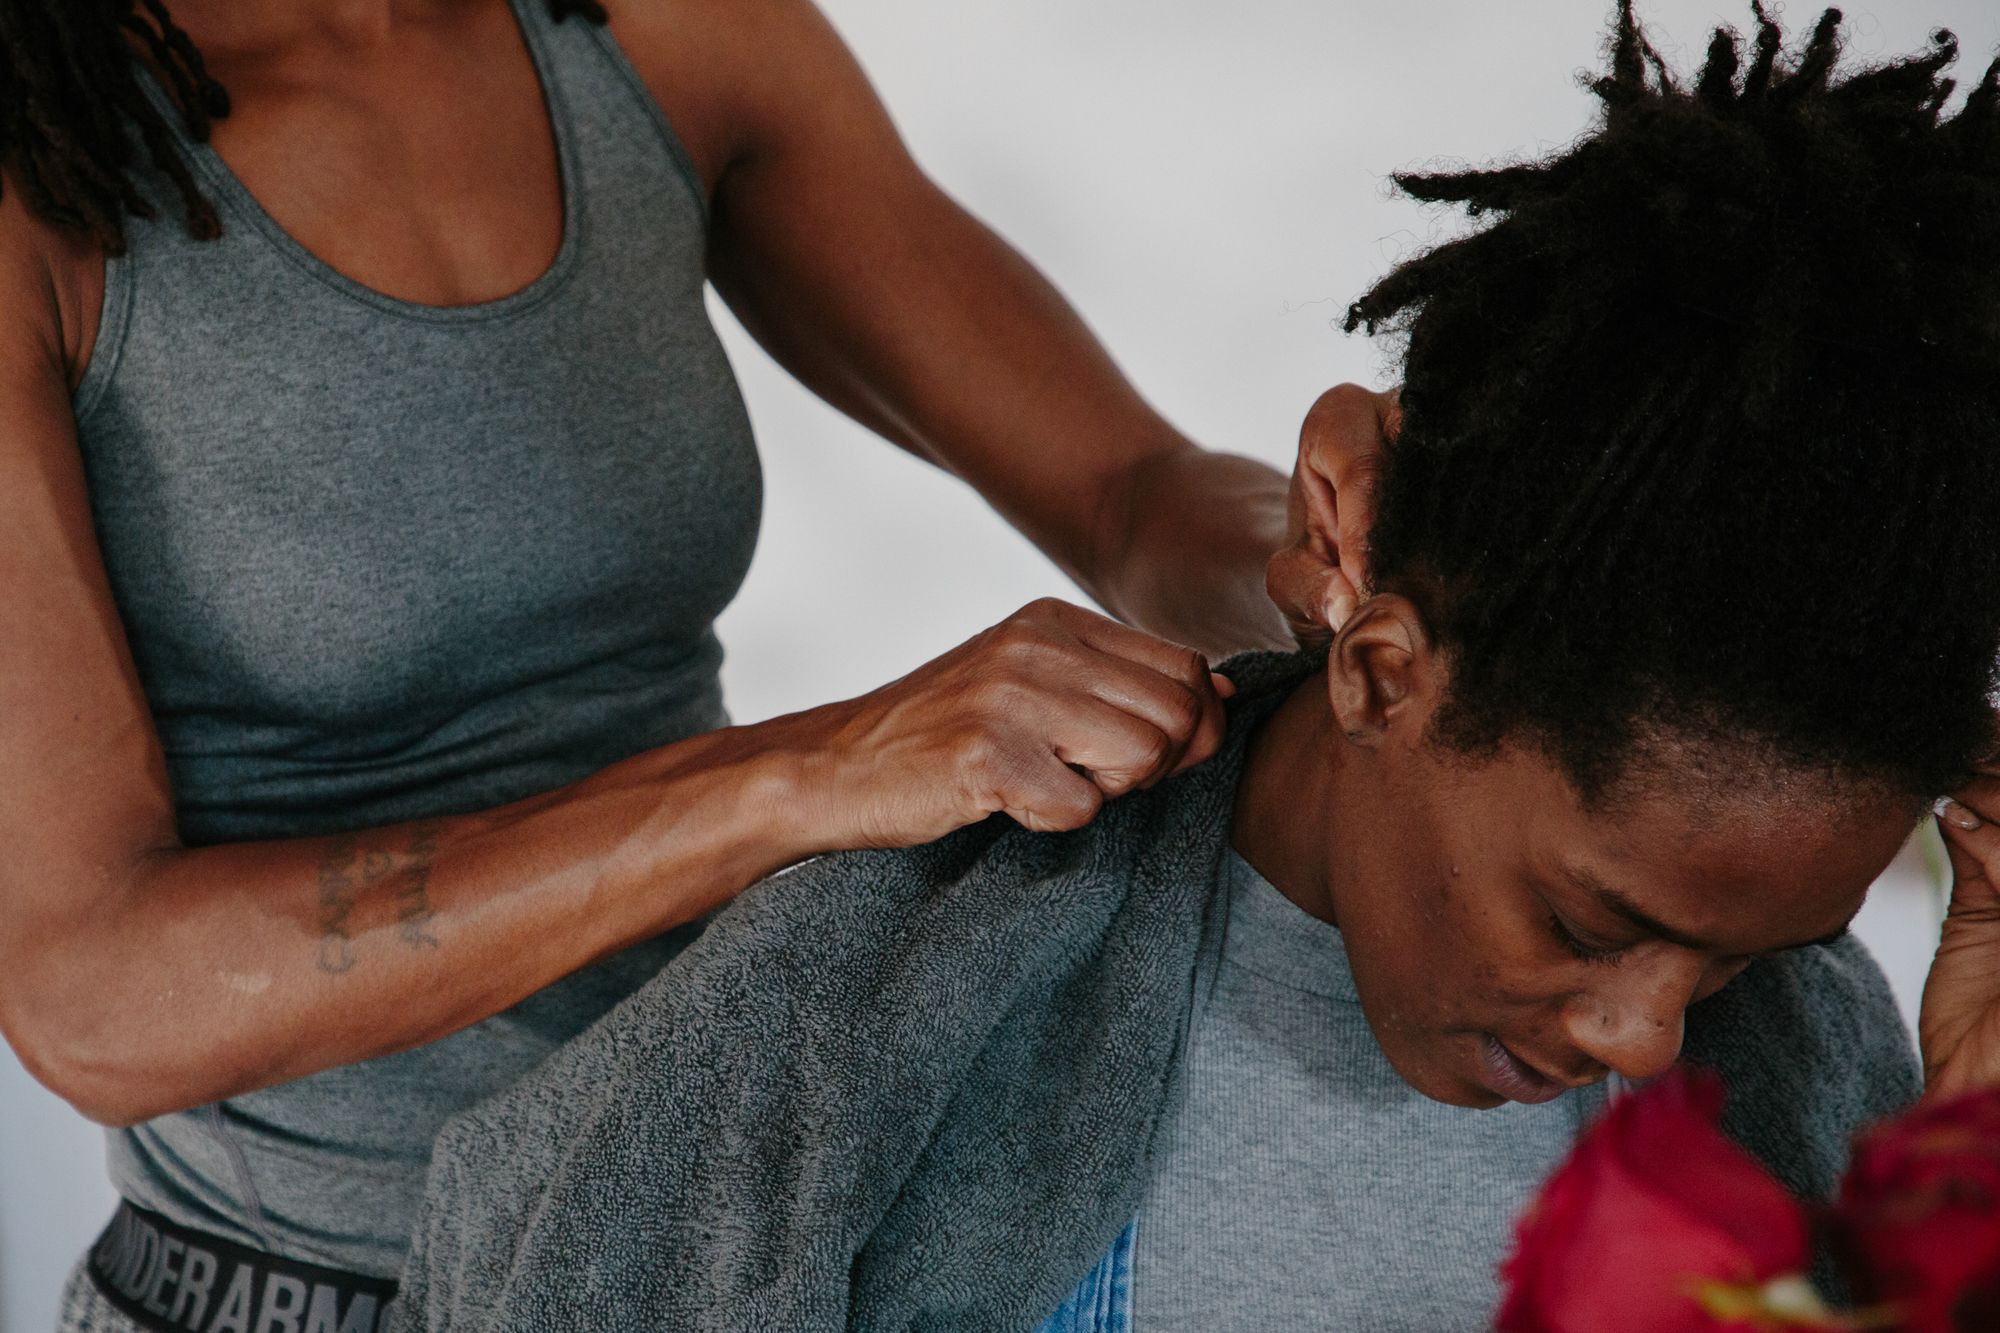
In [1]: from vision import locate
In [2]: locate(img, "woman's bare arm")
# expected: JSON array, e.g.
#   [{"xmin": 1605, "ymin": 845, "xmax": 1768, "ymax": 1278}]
[
  {"xmin": 0, "ymin": 201, "xmax": 824, "ymax": 1122},
  {"xmin": 606, "ymin": 0, "xmax": 1292, "ymax": 661},
  {"xmin": 0, "ymin": 186, "xmax": 1234, "ymax": 1128}
]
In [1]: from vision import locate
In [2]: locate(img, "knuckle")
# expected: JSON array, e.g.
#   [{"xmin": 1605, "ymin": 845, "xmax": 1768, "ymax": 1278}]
[
  {"xmin": 1021, "ymin": 596, "xmax": 1069, "ymax": 623},
  {"xmin": 1301, "ymin": 383, "xmax": 1366, "ymax": 439},
  {"xmin": 1051, "ymin": 787, "xmax": 1103, "ymax": 831},
  {"xmin": 955, "ymin": 730, "xmax": 1006, "ymax": 778},
  {"xmin": 1308, "ymin": 382, "xmax": 1369, "ymax": 423},
  {"xmin": 1265, "ymin": 552, "xmax": 1319, "ymax": 610},
  {"xmin": 991, "ymin": 617, "xmax": 1052, "ymax": 664},
  {"xmin": 1183, "ymin": 725, "xmax": 1224, "ymax": 770},
  {"xmin": 1160, "ymin": 686, "xmax": 1202, "ymax": 735},
  {"xmin": 1124, "ymin": 734, "xmax": 1172, "ymax": 779},
  {"xmin": 965, "ymin": 674, "xmax": 1019, "ymax": 716},
  {"xmin": 1092, "ymin": 770, "xmax": 1137, "ymax": 800}
]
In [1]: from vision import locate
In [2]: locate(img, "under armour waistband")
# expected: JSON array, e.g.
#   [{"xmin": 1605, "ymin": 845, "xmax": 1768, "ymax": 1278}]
[{"xmin": 87, "ymin": 1200, "xmax": 398, "ymax": 1333}]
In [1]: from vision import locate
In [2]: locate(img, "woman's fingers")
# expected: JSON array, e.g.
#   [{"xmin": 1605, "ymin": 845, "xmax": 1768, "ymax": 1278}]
[
  {"xmin": 1267, "ymin": 383, "xmax": 1399, "ymax": 643},
  {"xmin": 1265, "ymin": 548, "xmax": 1354, "ymax": 650},
  {"xmin": 1046, "ymin": 700, "xmax": 1178, "ymax": 799},
  {"xmin": 1304, "ymin": 382, "xmax": 1397, "ymax": 598},
  {"xmin": 1938, "ymin": 807, "xmax": 2000, "ymax": 906},
  {"xmin": 1055, "ymin": 597, "xmax": 1215, "ymax": 687},
  {"xmin": 1000, "ymin": 761, "xmax": 1106, "ymax": 834},
  {"xmin": 806, "ymin": 598, "xmax": 1237, "ymax": 849},
  {"xmin": 1050, "ymin": 601, "xmax": 1228, "ymax": 774},
  {"xmin": 1002, "ymin": 695, "xmax": 1211, "ymax": 832},
  {"xmin": 1920, "ymin": 797, "xmax": 2000, "ymax": 1096}
]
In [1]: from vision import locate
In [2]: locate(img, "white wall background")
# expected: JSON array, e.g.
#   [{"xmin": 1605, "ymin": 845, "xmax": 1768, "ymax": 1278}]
[{"xmin": 5, "ymin": 1, "xmax": 1995, "ymax": 1327}]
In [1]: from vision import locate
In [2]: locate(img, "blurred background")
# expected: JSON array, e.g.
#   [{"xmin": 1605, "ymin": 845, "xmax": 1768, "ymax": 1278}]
[{"xmin": 5, "ymin": 0, "xmax": 1995, "ymax": 1327}]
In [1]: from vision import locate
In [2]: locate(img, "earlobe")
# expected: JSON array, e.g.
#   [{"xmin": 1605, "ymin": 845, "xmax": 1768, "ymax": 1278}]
[{"xmin": 1324, "ymin": 595, "xmax": 1435, "ymax": 746}]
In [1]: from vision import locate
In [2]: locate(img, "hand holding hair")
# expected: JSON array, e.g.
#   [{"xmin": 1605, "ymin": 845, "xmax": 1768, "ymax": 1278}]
[
  {"xmin": 1265, "ymin": 382, "xmax": 1399, "ymax": 647},
  {"xmin": 1924, "ymin": 766, "xmax": 2000, "ymax": 1100}
]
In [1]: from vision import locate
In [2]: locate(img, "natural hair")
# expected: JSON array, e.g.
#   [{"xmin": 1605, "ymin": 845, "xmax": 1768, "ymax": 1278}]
[
  {"xmin": 0, "ymin": 0, "xmax": 608, "ymax": 255},
  {"xmin": 1345, "ymin": 1, "xmax": 2000, "ymax": 801}
]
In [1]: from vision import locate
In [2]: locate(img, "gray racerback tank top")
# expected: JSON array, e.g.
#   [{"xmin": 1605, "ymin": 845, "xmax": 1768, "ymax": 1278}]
[{"xmin": 70, "ymin": 0, "xmax": 761, "ymax": 1274}]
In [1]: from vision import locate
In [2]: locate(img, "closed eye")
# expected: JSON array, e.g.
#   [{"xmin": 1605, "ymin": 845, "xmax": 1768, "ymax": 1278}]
[{"xmin": 1546, "ymin": 911, "xmax": 1625, "ymax": 965}]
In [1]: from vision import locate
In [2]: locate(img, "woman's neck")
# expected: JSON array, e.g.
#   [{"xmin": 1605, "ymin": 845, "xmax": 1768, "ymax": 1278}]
[
  {"xmin": 1227, "ymin": 673, "xmax": 1350, "ymax": 927},
  {"xmin": 165, "ymin": 0, "xmax": 469, "ymax": 57}
]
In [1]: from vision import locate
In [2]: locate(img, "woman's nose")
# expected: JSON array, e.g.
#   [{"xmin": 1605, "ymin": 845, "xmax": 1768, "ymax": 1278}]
[{"xmin": 1558, "ymin": 954, "xmax": 1705, "ymax": 1082}]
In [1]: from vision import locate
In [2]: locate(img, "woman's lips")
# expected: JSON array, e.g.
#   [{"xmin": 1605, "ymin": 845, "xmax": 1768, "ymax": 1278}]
[{"xmin": 1479, "ymin": 1034, "xmax": 1566, "ymax": 1105}]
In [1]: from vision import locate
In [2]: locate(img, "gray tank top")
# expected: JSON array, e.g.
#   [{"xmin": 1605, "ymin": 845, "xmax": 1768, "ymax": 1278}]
[{"xmin": 70, "ymin": 0, "xmax": 761, "ymax": 1275}]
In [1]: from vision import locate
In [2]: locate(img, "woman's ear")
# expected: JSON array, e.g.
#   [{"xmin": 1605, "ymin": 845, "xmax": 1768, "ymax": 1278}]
[{"xmin": 1324, "ymin": 594, "xmax": 1439, "ymax": 746}]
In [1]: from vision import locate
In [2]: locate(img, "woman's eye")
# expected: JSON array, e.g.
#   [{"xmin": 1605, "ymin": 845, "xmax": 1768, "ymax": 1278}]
[{"xmin": 1547, "ymin": 912, "xmax": 1624, "ymax": 965}]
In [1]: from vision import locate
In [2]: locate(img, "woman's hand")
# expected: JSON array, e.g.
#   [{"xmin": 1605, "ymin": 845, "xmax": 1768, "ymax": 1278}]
[
  {"xmin": 1920, "ymin": 770, "xmax": 2000, "ymax": 1099},
  {"xmin": 1265, "ymin": 384, "xmax": 1400, "ymax": 648},
  {"xmin": 790, "ymin": 598, "xmax": 1234, "ymax": 848}
]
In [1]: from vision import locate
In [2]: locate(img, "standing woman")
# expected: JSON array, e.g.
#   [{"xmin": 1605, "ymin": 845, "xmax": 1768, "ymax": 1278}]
[{"xmin": 0, "ymin": 0, "xmax": 1348, "ymax": 1324}]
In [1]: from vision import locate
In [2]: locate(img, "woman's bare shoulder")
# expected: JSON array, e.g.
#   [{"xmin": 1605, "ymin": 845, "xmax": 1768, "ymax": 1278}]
[
  {"xmin": 594, "ymin": 0, "xmax": 880, "ymax": 199},
  {"xmin": 0, "ymin": 174, "xmax": 105, "ymax": 394}
]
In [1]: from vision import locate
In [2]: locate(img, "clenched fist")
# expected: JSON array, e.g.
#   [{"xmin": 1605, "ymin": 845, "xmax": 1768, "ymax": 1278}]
[{"xmin": 788, "ymin": 598, "xmax": 1235, "ymax": 849}]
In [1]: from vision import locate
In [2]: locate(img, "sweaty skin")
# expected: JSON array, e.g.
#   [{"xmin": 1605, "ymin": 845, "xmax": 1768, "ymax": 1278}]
[{"xmin": 0, "ymin": 0, "xmax": 1380, "ymax": 1126}]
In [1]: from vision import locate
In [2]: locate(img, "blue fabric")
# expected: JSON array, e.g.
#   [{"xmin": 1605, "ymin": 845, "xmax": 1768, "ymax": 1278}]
[{"xmin": 1037, "ymin": 1221, "xmax": 1135, "ymax": 1333}]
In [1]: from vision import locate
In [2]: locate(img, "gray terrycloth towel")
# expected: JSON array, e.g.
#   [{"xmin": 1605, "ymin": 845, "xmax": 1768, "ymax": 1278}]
[{"xmin": 393, "ymin": 649, "xmax": 1920, "ymax": 1332}]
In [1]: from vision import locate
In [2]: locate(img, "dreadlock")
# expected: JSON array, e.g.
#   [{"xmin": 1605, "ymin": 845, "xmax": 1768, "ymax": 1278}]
[
  {"xmin": 0, "ymin": 0, "xmax": 608, "ymax": 255},
  {"xmin": 1345, "ymin": 2, "xmax": 2000, "ymax": 803}
]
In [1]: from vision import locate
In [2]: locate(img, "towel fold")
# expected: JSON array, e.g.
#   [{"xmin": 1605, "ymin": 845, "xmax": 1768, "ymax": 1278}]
[{"xmin": 393, "ymin": 650, "xmax": 1919, "ymax": 1332}]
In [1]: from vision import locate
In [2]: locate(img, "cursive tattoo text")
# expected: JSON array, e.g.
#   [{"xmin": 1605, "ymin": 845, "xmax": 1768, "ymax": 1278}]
[
  {"xmin": 314, "ymin": 834, "xmax": 362, "ymax": 974},
  {"xmin": 311, "ymin": 823, "xmax": 446, "ymax": 972},
  {"xmin": 395, "ymin": 823, "xmax": 442, "ymax": 951}
]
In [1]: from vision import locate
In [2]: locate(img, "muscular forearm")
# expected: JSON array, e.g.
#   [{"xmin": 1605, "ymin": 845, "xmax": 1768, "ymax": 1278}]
[
  {"xmin": 716, "ymin": 191, "xmax": 1290, "ymax": 662},
  {"xmin": 706, "ymin": 62, "xmax": 1289, "ymax": 662},
  {"xmin": 1094, "ymin": 447, "xmax": 1293, "ymax": 661},
  {"xmin": 9, "ymin": 718, "xmax": 821, "ymax": 1126}
]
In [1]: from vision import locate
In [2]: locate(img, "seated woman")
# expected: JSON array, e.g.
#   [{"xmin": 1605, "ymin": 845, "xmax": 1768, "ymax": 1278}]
[{"xmin": 368, "ymin": 6, "xmax": 2000, "ymax": 1332}]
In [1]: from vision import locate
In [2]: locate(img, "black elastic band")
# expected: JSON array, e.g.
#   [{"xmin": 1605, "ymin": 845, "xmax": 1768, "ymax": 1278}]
[{"xmin": 87, "ymin": 1201, "xmax": 398, "ymax": 1333}]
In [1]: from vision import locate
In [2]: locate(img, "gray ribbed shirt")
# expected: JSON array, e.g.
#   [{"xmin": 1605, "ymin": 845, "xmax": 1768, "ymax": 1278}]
[{"xmin": 1130, "ymin": 850, "xmax": 1609, "ymax": 1331}]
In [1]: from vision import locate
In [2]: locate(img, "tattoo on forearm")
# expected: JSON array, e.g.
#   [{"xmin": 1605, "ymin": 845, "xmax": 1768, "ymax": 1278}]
[
  {"xmin": 314, "ymin": 834, "xmax": 361, "ymax": 975},
  {"xmin": 312, "ymin": 823, "xmax": 444, "ymax": 972},
  {"xmin": 396, "ymin": 823, "xmax": 442, "ymax": 951}
]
